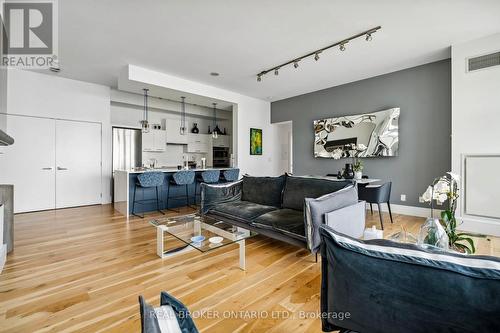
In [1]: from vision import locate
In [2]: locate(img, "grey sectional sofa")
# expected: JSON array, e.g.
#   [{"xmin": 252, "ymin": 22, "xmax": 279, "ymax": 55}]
[{"xmin": 200, "ymin": 174, "xmax": 365, "ymax": 253}]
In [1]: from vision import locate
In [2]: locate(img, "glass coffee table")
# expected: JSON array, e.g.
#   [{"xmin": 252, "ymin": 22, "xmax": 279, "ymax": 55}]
[{"xmin": 150, "ymin": 213, "xmax": 257, "ymax": 270}]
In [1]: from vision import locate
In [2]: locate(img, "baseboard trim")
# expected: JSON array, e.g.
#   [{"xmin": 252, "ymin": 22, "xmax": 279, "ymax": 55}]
[
  {"xmin": 367, "ymin": 202, "xmax": 439, "ymax": 218},
  {"xmin": 0, "ymin": 244, "xmax": 6, "ymax": 274},
  {"xmin": 457, "ymin": 215, "xmax": 500, "ymax": 237}
]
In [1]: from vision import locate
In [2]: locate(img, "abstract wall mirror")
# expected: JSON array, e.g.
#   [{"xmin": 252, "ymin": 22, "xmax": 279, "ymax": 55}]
[{"xmin": 314, "ymin": 107, "xmax": 400, "ymax": 159}]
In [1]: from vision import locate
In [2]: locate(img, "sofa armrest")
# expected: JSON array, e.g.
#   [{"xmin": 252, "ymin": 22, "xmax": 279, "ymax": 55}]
[
  {"xmin": 304, "ymin": 185, "xmax": 359, "ymax": 253},
  {"xmin": 200, "ymin": 180, "xmax": 242, "ymax": 214},
  {"xmin": 324, "ymin": 201, "xmax": 366, "ymax": 239}
]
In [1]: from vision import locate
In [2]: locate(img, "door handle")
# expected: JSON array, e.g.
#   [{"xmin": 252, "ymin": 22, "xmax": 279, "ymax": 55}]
[
  {"xmin": 57, "ymin": 166, "xmax": 68, "ymax": 170},
  {"xmin": 41, "ymin": 167, "xmax": 53, "ymax": 170}
]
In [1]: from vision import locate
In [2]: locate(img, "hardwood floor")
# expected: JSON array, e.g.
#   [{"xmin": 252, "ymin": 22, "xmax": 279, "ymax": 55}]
[{"xmin": 0, "ymin": 205, "xmax": 498, "ymax": 332}]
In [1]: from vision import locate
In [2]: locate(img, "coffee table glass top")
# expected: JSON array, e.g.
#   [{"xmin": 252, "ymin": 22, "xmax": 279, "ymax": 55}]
[{"xmin": 150, "ymin": 213, "xmax": 257, "ymax": 252}]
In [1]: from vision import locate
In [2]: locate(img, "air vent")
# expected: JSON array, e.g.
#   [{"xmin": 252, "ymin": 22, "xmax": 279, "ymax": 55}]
[{"xmin": 468, "ymin": 52, "xmax": 500, "ymax": 71}]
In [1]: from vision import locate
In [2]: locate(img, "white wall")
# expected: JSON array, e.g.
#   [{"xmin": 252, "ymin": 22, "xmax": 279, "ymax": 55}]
[
  {"xmin": 451, "ymin": 33, "xmax": 500, "ymax": 236},
  {"xmin": 4, "ymin": 69, "xmax": 112, "ymax": 203},
  {"xmin": 120, "ymin": 65, "xmax": 279, "ymax": 176}
]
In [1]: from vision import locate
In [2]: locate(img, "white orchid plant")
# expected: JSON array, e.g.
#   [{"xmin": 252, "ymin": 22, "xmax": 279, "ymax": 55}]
[{"xmin": 421, "ymin": 172, "xmax": 475, "ymax": 253}]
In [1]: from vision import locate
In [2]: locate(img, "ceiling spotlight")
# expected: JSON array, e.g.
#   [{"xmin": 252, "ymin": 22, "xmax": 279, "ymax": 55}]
[
  {"xmin": 365, "ymin": 33, "xmax": 373, "ymax": 41},
  {"xmin": 293, "ymin": 60, "xmax": 299, "ymax": 69},
  {"xmin": 257, "ymin": 75, "xmax": 262, "ymax": 82},
  {"xmin": 274, "ymin": 68, "xmax": 279, "ymax": 75},
  {"xmin": 339, "ymin": 43, "xmax": 346, "ymax": 51},
  {"xmin": 314, "ymin": 52, "xmax": 320, "ymax": 61}
]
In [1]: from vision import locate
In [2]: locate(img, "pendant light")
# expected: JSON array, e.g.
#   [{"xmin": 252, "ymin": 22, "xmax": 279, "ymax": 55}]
[
  {"xmin": 212, "ymin": 103, "xmax": 218, "ymax": 139},
  {"xmin": 180, "ymin": 96, "xmax": 186, "ymax": 135},
  {"xmin": 140, "ymin": 88, "xmax": 150, "ymax": 133}
]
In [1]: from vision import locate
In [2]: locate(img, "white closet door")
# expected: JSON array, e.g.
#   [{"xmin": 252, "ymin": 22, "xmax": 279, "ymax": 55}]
[
  {"xmin": 55, "ymin": 120, "xmax": 102, "ymax": 209},
  {"xmin": 0, "ymin": 115, "xmax": 56, "ymax": 213}
]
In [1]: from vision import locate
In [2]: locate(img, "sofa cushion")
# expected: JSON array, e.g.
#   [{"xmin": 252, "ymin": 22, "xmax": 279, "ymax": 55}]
[
  {"xmin": 210, "ymin": 200, "xmax": 278, "ymax": 221},
  {"xmin": 241, "ymin": 174, "xmax": 286, "ymax": 207},
  {"xmin": 304, "ymin": 185, "xmax": 358, "ymax": 252},
  {"xmin": 252, "ymin": 208, "xmax": 306, "ymax": 241},
  {"xmin": 282, "ymin": 176, "xmax": 352, "ymax": 211}
]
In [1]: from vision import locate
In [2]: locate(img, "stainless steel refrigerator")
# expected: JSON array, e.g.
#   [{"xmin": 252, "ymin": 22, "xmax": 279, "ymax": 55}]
[{"xmin": 112, "ymin": 127, "xmax": 142, "ymax": 172}]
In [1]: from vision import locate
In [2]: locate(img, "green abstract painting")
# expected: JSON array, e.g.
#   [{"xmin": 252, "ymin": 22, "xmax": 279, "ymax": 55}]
[{"xmin": 250, "ymin": 128, "xmax": 262, "ymax": 155}]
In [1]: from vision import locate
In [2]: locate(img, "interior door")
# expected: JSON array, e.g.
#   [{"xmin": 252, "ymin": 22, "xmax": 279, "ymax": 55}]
[
  {"xmin": 55, "ymin": 120, "xmax": 102, "ymax": 209},
  {"xmin": 0, "ymin": 115, "xmax": 56, "ymax": 213}
]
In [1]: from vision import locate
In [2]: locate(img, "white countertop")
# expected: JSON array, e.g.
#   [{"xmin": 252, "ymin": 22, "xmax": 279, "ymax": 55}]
[{"xmin": 114, "ymin": 167, "xmax": 234, "ymax": 174}]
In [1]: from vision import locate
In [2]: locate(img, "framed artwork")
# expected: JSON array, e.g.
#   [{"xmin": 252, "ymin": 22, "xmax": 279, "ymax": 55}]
[{"xmin": 250, "ymin": 128, "xmax": 262, "ymax": 155}]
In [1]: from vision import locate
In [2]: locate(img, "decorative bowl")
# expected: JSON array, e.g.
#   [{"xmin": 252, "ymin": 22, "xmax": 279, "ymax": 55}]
[
  {"xmin": 191, "ymin": 236, "xmax": 205, "ymax": 243},
  {"xmin": 209, "ymin": 236, "xmax": 223, "ymax": 244}
]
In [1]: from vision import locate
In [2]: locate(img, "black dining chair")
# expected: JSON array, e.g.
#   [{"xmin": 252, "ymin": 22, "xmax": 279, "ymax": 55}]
[{"xmin": 358, "ymin": 182, "xmax": 393, "ymax": 229}]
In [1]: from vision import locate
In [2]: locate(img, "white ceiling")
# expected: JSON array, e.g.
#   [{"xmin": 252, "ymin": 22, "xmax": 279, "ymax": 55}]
[{"xmin": 53, "ymin": 0, "xmax": 500, "ymax": 102}]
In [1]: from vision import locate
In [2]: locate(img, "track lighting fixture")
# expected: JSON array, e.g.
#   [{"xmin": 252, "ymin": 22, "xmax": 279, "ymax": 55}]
[{"xmin": 256, "ymin": 26, "xmax": 380, "ymax": 82}]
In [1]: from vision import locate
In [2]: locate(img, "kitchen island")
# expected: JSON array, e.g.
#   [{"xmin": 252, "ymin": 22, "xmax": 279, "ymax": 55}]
[{"xmin": 113, "ymin": 168, "xmax": 233, "ymax": 218}]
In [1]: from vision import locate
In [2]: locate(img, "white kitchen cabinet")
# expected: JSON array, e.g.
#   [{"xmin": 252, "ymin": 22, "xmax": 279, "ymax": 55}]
[
  {"xmin": 142, "ymin": 129, "xmax": 166, "ymax": 152},
  {"xmin": 187, "ymin": 134, "xmax": 210, "ymax": 153},
  {"xmin": 165, "ymin": 119, "xmax": 188, "ymax": 144},
  {"xmin": 212, "ymin": 135, "xmax": 231, "ymax": 148}
]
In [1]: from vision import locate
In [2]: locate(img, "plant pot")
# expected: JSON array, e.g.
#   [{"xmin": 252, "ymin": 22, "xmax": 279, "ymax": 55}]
[{"xmin": 354, "ymin": 171, "xmax": 362, "ymax": 180}]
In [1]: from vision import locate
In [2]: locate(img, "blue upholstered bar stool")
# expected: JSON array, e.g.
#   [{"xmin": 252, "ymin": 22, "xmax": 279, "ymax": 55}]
[
  {"xmin": 220, "ymin": 168, "xmax": 240, "ymax": 183},
  {"xmin": 166, "ymin": 170, "xmax": 195, "ymax": 211},
  {"xmin": 194, "ymin": 169, "xmax": 220, "ymax": 204},
  {"xmin": 132, "ymin": 171, "xmax": 165, "ymax": 218}
]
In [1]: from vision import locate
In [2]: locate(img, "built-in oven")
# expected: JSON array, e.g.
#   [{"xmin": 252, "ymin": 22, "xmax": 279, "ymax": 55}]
[{"xmin": 213, "ymin": 147, "xmax": 230, "ymax": 167}]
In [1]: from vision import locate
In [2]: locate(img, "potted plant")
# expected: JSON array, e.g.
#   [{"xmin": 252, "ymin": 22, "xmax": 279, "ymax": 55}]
[
  {"xmin": 353, "ymin": 159, "xmax": 363, "ymax": 180},
  {"xmin": 420, "ymin": 172, "xmax": 476, "ymax": 253}
]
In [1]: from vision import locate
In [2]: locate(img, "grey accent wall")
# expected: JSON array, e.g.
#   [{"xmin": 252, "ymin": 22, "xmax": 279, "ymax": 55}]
[{"xmin": 271, "ymin": 59, "xmax": 451, "ymax": 208}]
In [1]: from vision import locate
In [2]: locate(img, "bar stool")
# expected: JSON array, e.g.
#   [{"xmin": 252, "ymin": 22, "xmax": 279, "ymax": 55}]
[
  {"xmin": 132, "ymin": 171, "xmax": 165, "ymax": 218},
  {"xmin": 166, "ymin": 170, "xmax": 195, "ymax": 211},
  {"xmin": 220, "ymin": 168, "xmax": 240, "ymax": 183},
  {"xmin": 194, "ymin": 169, "xmax": 220, "ymax": 204}
]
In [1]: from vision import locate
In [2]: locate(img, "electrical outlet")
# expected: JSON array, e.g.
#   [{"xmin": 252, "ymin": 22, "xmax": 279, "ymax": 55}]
[{"xmin": 400, "ymin": 194, "xmax": 406, "ymax": 202}]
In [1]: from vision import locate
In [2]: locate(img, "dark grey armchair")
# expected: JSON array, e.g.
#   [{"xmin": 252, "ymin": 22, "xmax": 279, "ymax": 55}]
[{"xmin": 357, "ymin": 181, "xmax": 393, "ymax": 229}]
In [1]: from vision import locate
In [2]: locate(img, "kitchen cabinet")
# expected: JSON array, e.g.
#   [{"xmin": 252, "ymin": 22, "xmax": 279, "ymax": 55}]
[
  {"xmin": 142, "ymin": 129, "xmax": 166, "ymax": 152},
  {"xmin": 165, "ymin": 119, "xmax": 188, "ymax": 144},
  {"xmin": 212, "ymin": 135, "xmax": 231, "ymax": 148},
  {"xmin": 187, "ymin": 134, "xmax": 210, "ymax": 153}
]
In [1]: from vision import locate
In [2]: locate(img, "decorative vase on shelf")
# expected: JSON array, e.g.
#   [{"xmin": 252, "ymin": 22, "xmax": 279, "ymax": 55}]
[
  {"xmin": 354, "ymin": 171, "xmax": 362, "ymax": 180},
  {"xmin": 223, "ymin": 128, "xmax": 227, "ymax": 135},
  {"xmin": 417, "ymin": 218, "xmax": 449, "ymax": 251},
  {"xmin": 208, "ymin": 125, "xmax": 211, "ymax": 134},
  {"xmin": 343, "ymin": 163, "xmax": 355, "ymax": 179},
  {"xmin": 191, "ymin": 123, "xmax": 199, "ymax": 134}
]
